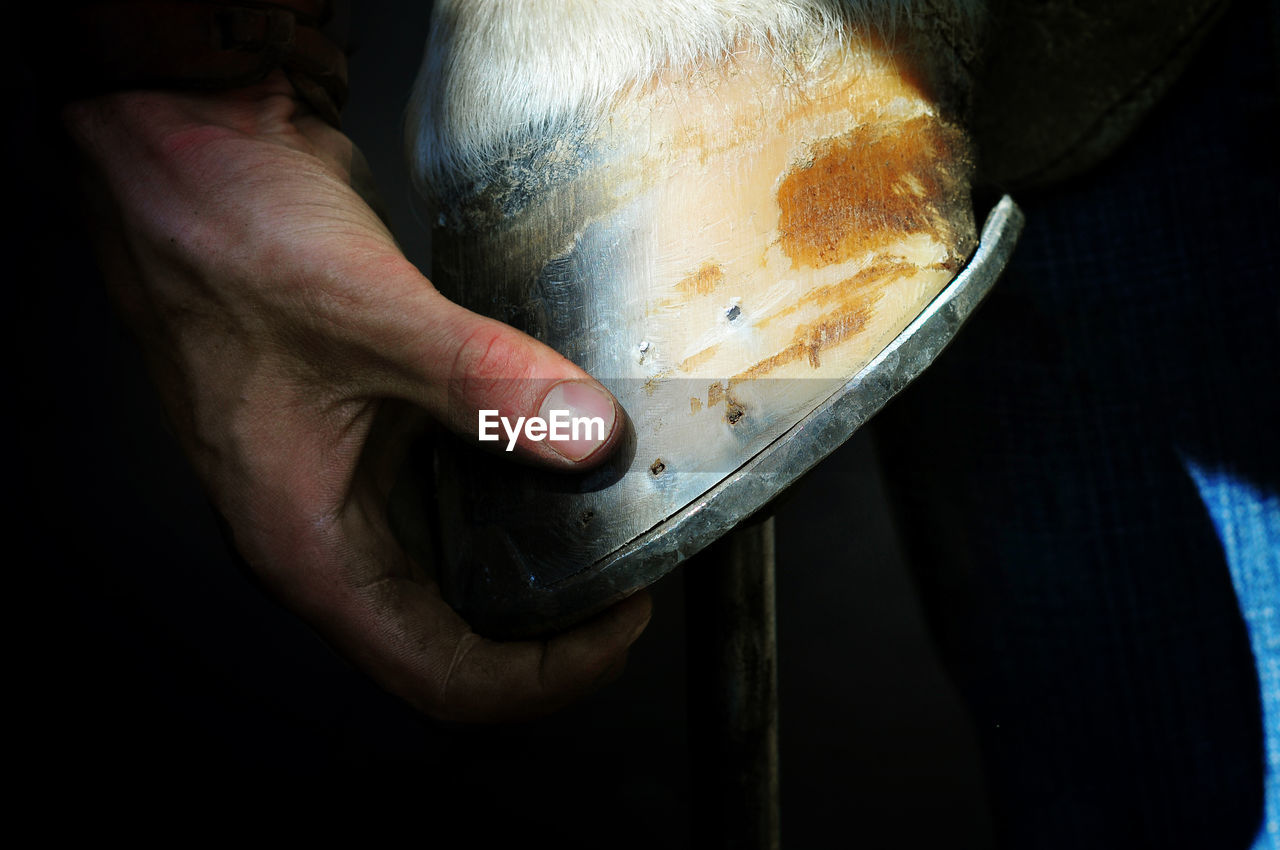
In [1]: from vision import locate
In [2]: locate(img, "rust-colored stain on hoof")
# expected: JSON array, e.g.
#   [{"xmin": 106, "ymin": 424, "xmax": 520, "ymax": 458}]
[
  {"xmin": 679, "ymin": 343, "xmax": 722, "ymax": 373},
  {"xmin": 776, "ymin": 114, "xmax": 971, "ymax": 269},
  {"xmin": 708, "ymin": 381, "xmax": 726, "ymax": 407},
  {"xmin": 676, "ymin": 262, "xmax": 726, "ymax": 296},
  {"xmin": 729, "ymin": 299, "xmax": 876, "ymax": 384}
]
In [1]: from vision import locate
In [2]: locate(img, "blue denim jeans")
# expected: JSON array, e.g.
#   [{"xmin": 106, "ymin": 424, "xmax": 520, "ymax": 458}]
[
  {"xmin": 1183, "ymin": 459, "xmax": 1279, "ymax": 847},
  {"xmin": 874, "ymin": 2, "xmax": 1279, "ymax": 846}
]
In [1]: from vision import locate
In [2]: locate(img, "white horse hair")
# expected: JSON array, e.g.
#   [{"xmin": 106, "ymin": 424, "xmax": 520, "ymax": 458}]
[{"xmin": 407, "ymin": 0, "xmax": 985, "ymax": 206}]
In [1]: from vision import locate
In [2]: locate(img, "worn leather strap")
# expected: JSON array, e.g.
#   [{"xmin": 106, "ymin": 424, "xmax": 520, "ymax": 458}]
[{"xmin": 46, "ymin": 0, "xmax": 348, "ymax": 125}]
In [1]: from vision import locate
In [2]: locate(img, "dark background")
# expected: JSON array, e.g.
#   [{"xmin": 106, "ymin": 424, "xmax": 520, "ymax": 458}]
[
  {"xmin": 10, "ymin": 1, "xmax": 990, "ymax": 841},
  {"xmin": 16, "ymin": 1, "xmax": 1276, "ymax": 845}
]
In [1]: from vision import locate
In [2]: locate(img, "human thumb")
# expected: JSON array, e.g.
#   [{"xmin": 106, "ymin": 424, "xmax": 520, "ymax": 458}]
[{"xmin": 364, "ymin": 271, "xmax": 625, "ymax": 470}]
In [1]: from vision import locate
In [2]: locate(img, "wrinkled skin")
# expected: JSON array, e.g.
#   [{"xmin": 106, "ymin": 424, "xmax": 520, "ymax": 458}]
[{"xmin": 63, "ymin": 71, "xmax": 650, "ymax": 723}]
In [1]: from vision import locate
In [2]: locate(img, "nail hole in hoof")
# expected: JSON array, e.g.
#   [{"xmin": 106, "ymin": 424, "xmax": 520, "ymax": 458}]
[
  {"xmin": 726, "ymin": 400, "xmax": 745, "ymax": 425},
  {"xmin": 650, "ymin": 459, "xmax": 666, "ymax": 476}
]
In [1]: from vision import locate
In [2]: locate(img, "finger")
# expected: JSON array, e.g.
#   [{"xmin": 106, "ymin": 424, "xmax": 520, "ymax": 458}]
[
  {"xmin": 225, "ymin": 368, "xmax": 647, "ymax": 722},
  {"xmin": 434, "ymin": 591, "xmax": 653, "ymax": 721},
  {"xmin": 356, "ymin": 260, "xmax": 626, "ymax": 470},
  {"xmin": 262, "ymin": 477, "xmax": 653, "ymax": 723}
]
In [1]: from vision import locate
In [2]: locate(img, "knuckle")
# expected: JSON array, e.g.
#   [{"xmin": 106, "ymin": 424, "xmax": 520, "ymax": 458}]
[{"xmin": 449, "ymin": 324, "xmax": 531, "ymax": 410}]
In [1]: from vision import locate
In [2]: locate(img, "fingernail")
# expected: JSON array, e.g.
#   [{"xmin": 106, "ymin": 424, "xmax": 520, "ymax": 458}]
[{"xmin": 538, "ymin": 380, "xmax": 617, "ymax": 462}]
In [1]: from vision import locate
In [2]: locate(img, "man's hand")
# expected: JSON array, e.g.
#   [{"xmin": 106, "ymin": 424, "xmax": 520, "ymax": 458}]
[{"xmin": 62, "ymin": 72, "xmax": 651, "ymax": 723}]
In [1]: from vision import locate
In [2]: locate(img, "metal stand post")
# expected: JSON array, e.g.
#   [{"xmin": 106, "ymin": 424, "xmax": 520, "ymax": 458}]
[{"xmin": 685, "ymin": 515, "xmax": 780, "ymax": 850}]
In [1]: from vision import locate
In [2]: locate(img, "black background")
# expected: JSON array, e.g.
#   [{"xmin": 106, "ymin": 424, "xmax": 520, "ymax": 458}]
[{"xmin": 21, "ymin": 1, "xmax": 1279, "ymax": 845}]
